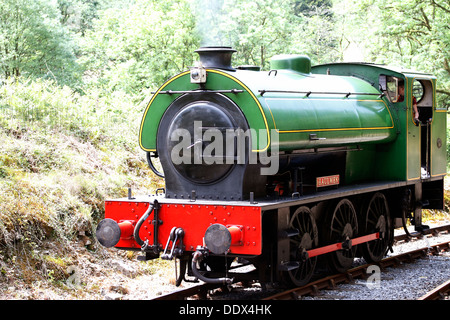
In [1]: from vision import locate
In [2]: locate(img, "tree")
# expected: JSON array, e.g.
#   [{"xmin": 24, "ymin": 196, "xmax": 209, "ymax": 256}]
[
  {"xmin": 190, "ymin": 0, "xmax": 305, "ymax": 69},
  {"xmin": 293, "ymin": 0, "xmax": 333, "ymax": 17},
  {"xmin": 57, "ymin": 0, "xmax": 104, "ymax": 37},
  {"xmin": 78, "ymin": 0, "xmax": 346, "ymax": 91},
  {"xmin": 339, "ymin": 0, "xmax": 450, "ymax": 107},
  {"xmin": 224, "ymin": 0, "xmax": 294, "ymax": 69},
  {"xmin": 0, "ymin": 0, "xmax": 80, "ymax": 85},
  {"xmin": 289, "ymin": 2, "xmax": 342, "ymax": 64},
  {"xmin": 79, "ymin": 0, "xmax": 199, "ymax": 94}
]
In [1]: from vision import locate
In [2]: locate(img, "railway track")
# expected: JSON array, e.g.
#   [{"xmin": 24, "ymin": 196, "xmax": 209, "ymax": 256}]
[
  {"xmin": 264, "ymin": 240, "xmax": 450, "ymax": 300},
  {"xmin": 153, "ymin": 224, "xmax": 450, "ymax": 300},
  {"xmin": 419, "ymin": 279, "xmax": 450, "ymax": 300}
]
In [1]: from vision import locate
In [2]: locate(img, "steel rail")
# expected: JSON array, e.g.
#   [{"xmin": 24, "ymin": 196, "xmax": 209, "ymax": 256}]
[
  {"xmin": 264, "ymin": 240, "xmax": 450, "ymax": 300},
  {"xmin": 418, "ymin": 279, "xmax": 450, "ymax": 300},
  {"xmin": 152, "ymin": 282, "xmax": 221, "ymax": 300},
  {"xmin": 394, "ymin": 224, "xmax": 450, "ymax": 242},
  {"xmin": 151, "ymin": 224, "xmax": 450, "ymax": 300}
]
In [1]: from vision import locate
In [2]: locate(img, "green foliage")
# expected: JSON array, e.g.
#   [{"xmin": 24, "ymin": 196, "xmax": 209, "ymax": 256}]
[
  {"xmin": 189, "ymin": 0, "xmax": 342, "ymax": 68},
  {"xmin": 0, "ymin": 0, "xmax": 81, "ymax": 86},
  {"xmin": 0, "ymin": 79, "xmax": 163, "ymax": 258},
  {"xmin": 339, "ymin": 0, "xmax": 450, "ymax": 108},
  {"xmin": 58, "ymin": 0, "xmax": 104, "ymax": 36},
  {"xmin": 223, "ymin": 0, "xmax": 295, "ymax": 69},
  {"xmin": 79, "ymin": 0, "xmax": 199, "ymax": 94},
  {"xmin": 1, "ymin": 0, "xmax": 448, "ymax": 99},
  {"xmin": 76, "ymin": 0, "xmax": 349, "ymax": 90}
]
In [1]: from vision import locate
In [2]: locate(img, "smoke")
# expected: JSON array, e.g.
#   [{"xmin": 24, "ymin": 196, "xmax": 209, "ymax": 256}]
[{"xmin": 189, "ymin": 0, "xmax": 232, "ymax": 47}]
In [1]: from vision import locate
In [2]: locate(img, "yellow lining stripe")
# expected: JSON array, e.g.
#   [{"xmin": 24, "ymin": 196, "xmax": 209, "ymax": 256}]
[
  {"xmin": 207, "ymin": 70, "xmax": 270, "ymax": 152},
  {"xmin": 139, "ymin": 69, "xmax": 271, "ymax": 153},
  {"xmin": 139, "ymin": 71, "xmax": 191, "ymax": 152},
  {"xmin": 265, "ymin": 98, "xmax": 395, "ymax": 133}
]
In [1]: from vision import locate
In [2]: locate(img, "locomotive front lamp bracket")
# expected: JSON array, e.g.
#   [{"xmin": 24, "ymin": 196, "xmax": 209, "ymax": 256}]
[{"xmin": 190, "ymin": 61, "xmax": 207, "ymax": 84}]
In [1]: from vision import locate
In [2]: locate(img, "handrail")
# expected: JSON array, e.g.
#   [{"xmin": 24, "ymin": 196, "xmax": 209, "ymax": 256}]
[
  {"xmin": 258, "ymin": 89, "xmax": 384, "ymax": 98},
  {"xmin": 151, "ymin": 89, "xmax": 244, "ymax": 95}
]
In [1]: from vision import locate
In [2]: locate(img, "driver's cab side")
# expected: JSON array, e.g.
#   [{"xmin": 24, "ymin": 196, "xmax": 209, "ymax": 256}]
[
  {"xmin": 379, "ymin": 75, "xmax": 434, "ymax": 179},
  {"xmin": 380, "ymin": 76, "xmax": 433, "ymax": 125}
]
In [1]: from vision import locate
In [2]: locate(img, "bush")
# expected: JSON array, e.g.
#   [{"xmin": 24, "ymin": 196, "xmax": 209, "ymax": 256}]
[{"xmin": 0, "ymin": 78, "xmax": 163, "ymax": 258}]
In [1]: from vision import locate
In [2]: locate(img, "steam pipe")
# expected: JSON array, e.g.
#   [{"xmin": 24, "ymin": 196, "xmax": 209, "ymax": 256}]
[
  {"xmin": 191, "ymin": 249, "xmax": 234, "ymax": 285},
  {"xmin": 146, "ymin": 152, "xmax": 164, "ymax": 178},
  {"xmin": 133, "ymin": 203, "xmax": 154, "ymax": 247}
]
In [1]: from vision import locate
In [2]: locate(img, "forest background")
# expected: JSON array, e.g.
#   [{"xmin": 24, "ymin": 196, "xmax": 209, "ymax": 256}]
[{"xmin": 0, "ymin": 0, "xmax": 449, "ymax": 295}]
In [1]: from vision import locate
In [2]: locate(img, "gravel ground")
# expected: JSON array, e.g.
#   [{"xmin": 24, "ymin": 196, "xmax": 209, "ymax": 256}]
[
  {"xmin": 0, "ymin": 240, "xmax": 194, "ymax": 300},
  {"xmin": 302, "ymin": 230, "xmax": 450, "ymax": 300},
  {"xmin": 207, "ymin": 224, "xmax": 450, "ymax": 301}
]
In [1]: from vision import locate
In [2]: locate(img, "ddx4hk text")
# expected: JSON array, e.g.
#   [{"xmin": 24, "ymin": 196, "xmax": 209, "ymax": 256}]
[
  {"xmin": 179, "ymin": 304, "xmax": 272, "ymax": 317},
  {"xmin": 224, "ymin": 304, "xmax": 271, "ymax": 315}
]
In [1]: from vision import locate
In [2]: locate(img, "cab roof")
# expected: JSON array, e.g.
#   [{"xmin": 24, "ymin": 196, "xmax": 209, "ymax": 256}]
[{"xmin": 312, "ymin": 62, "xmax": 435, "ymax": 79}]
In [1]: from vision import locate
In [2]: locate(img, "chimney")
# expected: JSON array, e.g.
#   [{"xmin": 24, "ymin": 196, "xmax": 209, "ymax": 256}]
[{"xmin": 195, "ymin": 46, "xmax": 236, "ymax": 71}]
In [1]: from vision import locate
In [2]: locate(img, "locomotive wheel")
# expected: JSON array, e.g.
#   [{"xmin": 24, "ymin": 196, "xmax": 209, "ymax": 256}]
[
  {"xmin": 361, "ymin": 192, "xmax": 391, "ymax": 263},
  {"xmin": 324, "ymin": 199, "xmax": 358, "ymax": 273},
  {"xmin": 285, "ymin": 206, "xmax": 318, "ymax": 287}
]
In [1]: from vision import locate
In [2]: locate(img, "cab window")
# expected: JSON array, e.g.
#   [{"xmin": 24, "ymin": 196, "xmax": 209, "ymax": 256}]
[
  {"xmin": 412, "ymin": 79, "xmax": 425, "ymax": 103},
  {"xmin": 379, "ymin": 75, "xmax": 401, "ymax": 103},
  {"xmin": 413, "ymin": 79, "xmax": 434, "ymax": 123}
]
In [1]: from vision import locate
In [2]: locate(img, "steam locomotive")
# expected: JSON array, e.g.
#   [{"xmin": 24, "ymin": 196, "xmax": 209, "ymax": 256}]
[{"xmin": 96, "ymin": 47, "xmax": 446, "ymax": 287}]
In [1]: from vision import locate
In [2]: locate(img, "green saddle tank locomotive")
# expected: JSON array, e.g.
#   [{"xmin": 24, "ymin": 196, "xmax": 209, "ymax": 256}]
[{"xmin": 96, "ymin": 47, "xmax": 446, "ymax": 287}]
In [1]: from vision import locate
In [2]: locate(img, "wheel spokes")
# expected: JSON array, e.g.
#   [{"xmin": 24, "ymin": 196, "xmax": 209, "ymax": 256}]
[
  {"xmin": 326, "ymin": 199, "xmax": 358, "ymax": 273},
  {"xmin": 286, "ymin": 206, "xmax": 318, "ymax": 287},
  {"xmin": 362, "ymin": 193, "xmax": 390, "ymax": 263}
]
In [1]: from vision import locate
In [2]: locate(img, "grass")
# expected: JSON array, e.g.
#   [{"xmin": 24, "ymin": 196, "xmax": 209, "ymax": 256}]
[{"xmin": 0, "ymin": 78, "xmax": 163, "ymax": 265}]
